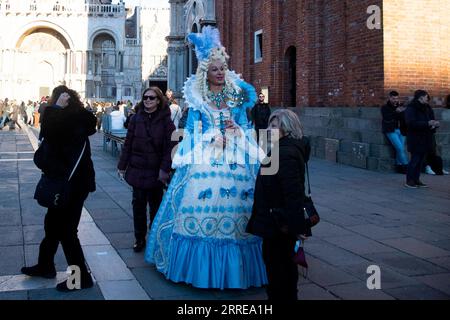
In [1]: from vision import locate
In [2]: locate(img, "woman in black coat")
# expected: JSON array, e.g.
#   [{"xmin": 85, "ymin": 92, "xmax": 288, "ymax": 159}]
[
  {"xmin": 21, "ymin": 85, "xmax": 97, "ymax": 291},
  {"xmin": 117, "ymin": 87, "xmax": 176, "ymax": 252},
  {"xmin": 246, "ymin": 109, "xmax": 310, "ymax": 301},
  {"xmin": 404, "ymin": 90, "xmax": 439, "ymax": 188}
]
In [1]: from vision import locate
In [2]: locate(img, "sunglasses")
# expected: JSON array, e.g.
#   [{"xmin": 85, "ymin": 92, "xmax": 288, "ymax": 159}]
[{"xmin": 143, "ymin": 95, "xmax": 157, "ymax": 101}]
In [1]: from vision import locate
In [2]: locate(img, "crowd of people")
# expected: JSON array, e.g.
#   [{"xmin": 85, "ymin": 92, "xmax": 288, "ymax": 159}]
[{"xmin": 10, "ymin": 26, "xmax": 449, "ymax": 300}]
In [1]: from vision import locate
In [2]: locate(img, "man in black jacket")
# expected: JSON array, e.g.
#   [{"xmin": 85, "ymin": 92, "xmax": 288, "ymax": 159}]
[
  {"xmin": 381, "ymin": 91, "xmax": 409, "ymax": 173},
  {"xmin": 250, "ymin": 93, "xmax": 271, "ymax": 143},
  {"xmin": 404, "ymin": 90, "xmax": 439, "ymax": 188}
]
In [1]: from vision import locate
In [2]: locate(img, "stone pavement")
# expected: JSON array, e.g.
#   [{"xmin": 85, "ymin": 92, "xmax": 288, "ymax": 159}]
[{"xmin": 0, "ymin": 123, "xmax": 449, "ymax": 300}]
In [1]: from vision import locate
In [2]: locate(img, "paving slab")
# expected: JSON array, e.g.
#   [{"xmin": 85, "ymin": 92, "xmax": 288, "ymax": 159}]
[
  {"xmin": 412, "ymin": 273, "xmax": 450, "ymax": 296},
  {"xmin": 326, "ymin": 282, "xmax": 396, "ymax": 300},
  {"xmin": 86, "ymin": 208, "xmax": 131, "ymax": 221},
  {"xmin": 310, "ymin": 221, "xmax": 354, "ymax": 238},
  {"xmin": 82, "ymin": 244, "xmax": 135, "ymax": 282},
  {"xmin": 340, "ymin": 263, "xmax": 421, "ymax": 290},
  {"xmin": 0, "ymin": 226, "xmax": 23, "ymax": 246},
  {"xmin": 347, "ymin": 224, "xmax": 402, "ymax": 240},
  {"xmin": 0, "ymin": 272, "xmax": 67, "ymax": 292},
  {"xmin": 27, "ymin": 285, "xmax": 104, "ymax": 300},
  {"xmin": 301, "ymin": 255, "xmax": 360, "ymax": 287},
  {"xmin": 132, "ymin": 267, "xmax": 219, "ymax": 300},
  {"xmin": 322, "ymin": 234, "xmax": 397, "ymax": 255},
  {"xmin": 23, "ymin": 224, "xmax": 45, "ymax": 245},
  {"xmin": 381, "ymin": 237, "xmax": 450, "ymax": 259},
  {"xmin": 0, "ymin": 291, "xmax": 28, "ymax": 300},
  {"xmin": 97, "ymin": 280, "xmax": 149, "ymax": 300},
  {"xmin": 106, "ymin": 232, "xmax": 136, "ymax": 250},
  {"xmin": 306, "ymin": 239, "xmax": 371, "ymax": 267},
  {"xmin": 0, "ymin": 246, "xmax": 24, "ymax": 276},
  {"xmin": 94, "ymin": 218, "xmax": 134, "ymax": 234},
  {"xmin": 117, "ymin": 249, "xmax": 150, "ymax": 269},
  {"xmin": 428, "ymin": 257, "xmax": 450, "ymax": 271},
  {"xmin": 78, "ymin": 222, "xmax": 111, "ymax": 246},
  {"xmin": 363, "ymin": 252, "xmax": 448, "ymax": 276},
  {"xmin": 383, "ymin": 285, "xmax": 450, "ymax": 300},
  {"xmin": 297, "ymin": 283, "xmax": 340, "ymax": 300}
]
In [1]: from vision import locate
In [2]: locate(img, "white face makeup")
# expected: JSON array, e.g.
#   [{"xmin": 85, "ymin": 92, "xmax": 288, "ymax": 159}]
[{"xmin": 207, "ymin": 60, "xmax": 226, "ymax": 87}]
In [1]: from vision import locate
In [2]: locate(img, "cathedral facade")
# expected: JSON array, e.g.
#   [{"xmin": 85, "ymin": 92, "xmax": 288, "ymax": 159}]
[{"xmin": 0, "ymin": 0, "xmax": 169, "ymax": 102}]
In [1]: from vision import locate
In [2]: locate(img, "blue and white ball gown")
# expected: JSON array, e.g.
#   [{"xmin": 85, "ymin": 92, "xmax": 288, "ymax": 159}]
[{"xmin": 144, "ymin": 73, "xmax": 268, "ymax": 289}]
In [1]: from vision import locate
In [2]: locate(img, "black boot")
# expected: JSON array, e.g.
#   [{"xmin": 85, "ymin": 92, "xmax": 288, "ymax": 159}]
[
  {"xmin": 133, "ymin": 239, "xmax": 146, "ymax": 252},
  {"xmin": 21, "ymin": 264, "xmax": 56, "ymax": 279}
]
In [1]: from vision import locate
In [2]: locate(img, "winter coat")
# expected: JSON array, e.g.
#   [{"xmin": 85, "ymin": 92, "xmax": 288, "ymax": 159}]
[
  {"xmin": 251, "ymin": 103, "xmax": 271, "ymax": 129},
  {"xmin": 38, "ymin": 105, "xmax": 97, "ymax": 193},
  {"xmin": 405, "ymin": 100, "xmax": 435, "ymax": 154},
  {"xmin": 381, "ymin": 101, "xmax": 406, "ymax": 134},
  {"xmin": 117, "ymin": 106, "xmax": 176, "ymax": 189},
  {"xmin": 246, "ymin": 135, "xmax": 310, "ymax": 239}
]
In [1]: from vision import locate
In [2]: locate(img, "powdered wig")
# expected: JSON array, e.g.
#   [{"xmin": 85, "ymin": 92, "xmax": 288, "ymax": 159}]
[
  {"xmin": 269, "ymin": 109, "xmax": 304, "ymax": 140},
  {"xmin": 195, "ymin": 49, "xmax": 240, "ymax": 103},
  {"xmin": 188, "ymin": 26, "xmax": 240, "ymax": 103}
]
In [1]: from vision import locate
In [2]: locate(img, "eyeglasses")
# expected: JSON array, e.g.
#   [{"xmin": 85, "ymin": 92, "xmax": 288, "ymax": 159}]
[{"xmin": 143, "ymin": 95, "xmax": 157, "ymax": 101}]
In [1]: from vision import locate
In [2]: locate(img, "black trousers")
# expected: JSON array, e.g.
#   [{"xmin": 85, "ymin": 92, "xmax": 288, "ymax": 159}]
[
  {"xmin": 38, "ymin": 188, "xmax": 89, "ymax": 276},
  {"xmin": 132, "ymin": 186, "xmax": 164, "ymax": 241},
  {"xmin": 407, "ymin": 152, "xmax": 426, "ymax": 183},
  {"xmin": 262, "ymin": 233, "xmax": 298, "ymax": 301}
]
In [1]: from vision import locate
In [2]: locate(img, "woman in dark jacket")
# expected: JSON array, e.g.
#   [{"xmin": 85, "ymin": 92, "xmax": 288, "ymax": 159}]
[
  {"xmin": 118, "ymin": 87, "xmax": 176, "ymax": 252},
  {"xmin": 246, "ymin": 109, "xmax": 310, "ymax": 301},
  {"xmin": 21, "ymin": 85, "xmax": 97, "ymax": 291},
  {"xmin": 404, "ymin": 90, "xmax": 439, "ymax": 188}
]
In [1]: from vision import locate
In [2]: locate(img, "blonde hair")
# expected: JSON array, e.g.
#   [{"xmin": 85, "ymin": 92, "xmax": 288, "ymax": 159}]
[
  {"xmin": 195, "ymin": 46, "xmax": 240, "ymax": 103},
  {"xmin": 269, "ymin": 109, "xmax": 304, "ymax": 139}
]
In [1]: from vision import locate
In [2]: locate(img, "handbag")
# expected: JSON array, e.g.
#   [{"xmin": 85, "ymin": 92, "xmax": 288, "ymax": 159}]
[
  {"xmin": 34, "ymin": 141, "xmax": 86, "ymax": 209},
  {"xmin": 293, "ymin": 241, "xmax": 308, "ymax": 268},
  {"xmin": 293, "ymin": 241, "xmax": 309, "ymax": 278},
  {"xmin": 304, "ymin": 162, "xmax": 320, "ymax": 227}
]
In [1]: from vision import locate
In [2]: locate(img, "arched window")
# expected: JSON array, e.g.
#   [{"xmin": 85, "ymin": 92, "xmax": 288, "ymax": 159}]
[
  {"xmin": 92, "ymin": 34, "xmax": 117, "ymax": 98},
  {"xmin": 93, "ymin": 34, "xmax": 116, "ymax": 71}
]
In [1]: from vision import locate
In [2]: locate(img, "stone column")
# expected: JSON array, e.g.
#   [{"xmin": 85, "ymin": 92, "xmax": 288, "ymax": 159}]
[
  {"xmin": 115, "ymin": 72, "xmax": 124, "ymax": 101},
  {"xmin": 167, "ymin": 0, "xmax": 188, "ymax": 101}
]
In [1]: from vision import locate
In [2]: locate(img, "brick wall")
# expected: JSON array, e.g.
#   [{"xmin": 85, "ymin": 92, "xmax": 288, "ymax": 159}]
[
  {"xmin": 215, "ymin": 0, "xmax": 449, "ymax": 108},
  {"xmin": 216, "ymin": 0, "xmax": 385, "ymax": 108},
  {"xmin": 383, "ymin": 0, "xmax": 450, "ymax": 106}
]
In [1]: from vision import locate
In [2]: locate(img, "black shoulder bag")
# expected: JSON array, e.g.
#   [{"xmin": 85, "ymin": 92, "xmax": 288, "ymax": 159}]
[
  {"xmin": 304, "ymin": 162, "xmax": 320, "ymax": 227},
  {"xmin": 34, "ymin": 141, "xmax": 86, "ymax": 209}
]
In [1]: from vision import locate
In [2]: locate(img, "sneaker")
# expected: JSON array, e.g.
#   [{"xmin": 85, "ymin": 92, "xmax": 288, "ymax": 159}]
[
  {"xmin": 416, "ymin": 181, "xmax": 428, "ymax": 188},
  {"xmin": 404, "ymin": 181, "xmax": 418, "ymax": 189},
  {"xmin": 443, "ymin": 169, "xmax": 449, "ymax": 175},
  {"xmin": 425, "ymin": 165, "xmax": 436, "ymax": 175},
  {"xmin": 21, "ymin": 264, "xmax": 56, "ymax": 279}
]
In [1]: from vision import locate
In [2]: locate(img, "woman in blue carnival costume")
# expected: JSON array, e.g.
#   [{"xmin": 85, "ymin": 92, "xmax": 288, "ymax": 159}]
[{"xmin": 144, "ymin": 26, "xmax": 268, "ymax": 289}]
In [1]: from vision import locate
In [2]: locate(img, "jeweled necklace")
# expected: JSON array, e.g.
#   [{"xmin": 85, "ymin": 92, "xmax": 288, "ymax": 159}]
[{"xmin": 207, "ymin": 86, "xmax": 227, "ymax": 109}]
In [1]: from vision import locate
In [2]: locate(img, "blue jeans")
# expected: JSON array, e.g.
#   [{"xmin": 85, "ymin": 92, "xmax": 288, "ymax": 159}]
[{"xmin": 386, "ymin": 129, "xmax": 408, "ymax": 165}]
